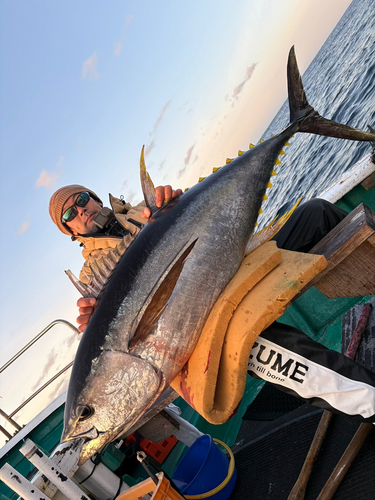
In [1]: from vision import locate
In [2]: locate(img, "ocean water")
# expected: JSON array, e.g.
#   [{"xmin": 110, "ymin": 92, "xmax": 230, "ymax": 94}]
[{"xmin": 258, "ymin": 0, "xmax": 375, "ymax": 227}]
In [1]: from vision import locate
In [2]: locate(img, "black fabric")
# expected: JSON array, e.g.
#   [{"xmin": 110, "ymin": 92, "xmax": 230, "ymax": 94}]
[
  {"xmin": 261, "ymin": 323, "xmax": 375, "ymax": 387},
  {"xmin": 231, "ymin": 410, "xmax": 375, "ymax": 500},
  {"xmin": 254, "ymin": 323, "xmax": 375, "ymax": 422},
  {"xmin": 242, "ymin": 383, "xmax": 305, "ymax": 420},
  {"xmin": 272, "ymin": 198, "xmax": 348, "ymax": 252}
]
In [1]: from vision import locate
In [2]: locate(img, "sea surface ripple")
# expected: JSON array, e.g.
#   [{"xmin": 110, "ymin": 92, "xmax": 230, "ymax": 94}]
[{"xmin": 259, "ymin": 0, "xmax": 375, "ymax": 227}]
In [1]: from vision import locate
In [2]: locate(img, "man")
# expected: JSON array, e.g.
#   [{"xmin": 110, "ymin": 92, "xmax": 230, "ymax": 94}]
[
  {"xmin": 49, "ymin": 184, "xmax": 182, "ymax": 332},
  {"xmin": 49, "ymin": 187, "xmax": 375, "ymax": 422}
]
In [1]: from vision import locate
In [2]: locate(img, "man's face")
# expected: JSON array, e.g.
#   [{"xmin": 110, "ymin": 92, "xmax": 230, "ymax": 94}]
[{"xmin": 63, "ymin": 193, "xmax": 103, "ymax": 236}]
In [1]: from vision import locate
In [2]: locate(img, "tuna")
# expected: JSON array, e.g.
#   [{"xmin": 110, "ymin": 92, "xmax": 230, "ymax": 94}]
[{"xmin": 61, "ymin": 47, "xmax": 375, "ymax": 464}]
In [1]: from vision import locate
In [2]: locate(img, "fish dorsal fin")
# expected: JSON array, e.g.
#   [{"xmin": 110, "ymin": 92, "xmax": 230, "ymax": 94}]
[
  {"xmin": 65, "ymin": 238, "xmax": 129, "ymax": 300},
  {"xmin": 140, "ymin": 145, "xmax": 158, "ymax": 214},
  {"xmin": 129, "ymin": 239, "xmax": 197, "ymax": 351}
]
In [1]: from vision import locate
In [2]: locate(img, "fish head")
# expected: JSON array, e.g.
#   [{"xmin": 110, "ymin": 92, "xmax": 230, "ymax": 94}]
[{"xmin": 61, "ymin": 350, "xmax": 162, "ymax": 463}]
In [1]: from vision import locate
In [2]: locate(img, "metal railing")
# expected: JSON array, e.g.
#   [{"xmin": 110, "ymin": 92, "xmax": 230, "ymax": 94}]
[{"xmin": 0, "ymin": 319, "xmax": 79, "ymax": 440}]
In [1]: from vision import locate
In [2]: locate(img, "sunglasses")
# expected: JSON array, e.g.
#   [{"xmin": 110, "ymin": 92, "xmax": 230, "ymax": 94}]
[{"xmin": 62, "ymin": 192, "xmax": 90, "ymax": 224}]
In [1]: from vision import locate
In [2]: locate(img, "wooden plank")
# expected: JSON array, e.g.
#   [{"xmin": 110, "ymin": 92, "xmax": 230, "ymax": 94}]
[
  {"xmin": 309, "ymin": 203, "xmax": 375, "ymax": 260},
  {"xmin": 297, "ymin": 204, "xmax": 375, "ymax": 297},
  {"xmin": 315, "ymin": 240, "xmax": 375, "ymax": 298},
  {"xmin": 361, "ymin": 172, "xmax": 375, "ymax": 190}
]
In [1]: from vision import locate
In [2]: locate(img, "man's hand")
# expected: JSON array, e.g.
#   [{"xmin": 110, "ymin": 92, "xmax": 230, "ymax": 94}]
[
  {"xmin": 76, "ymin": 297, "xmax": 97, "ymax": 333},
  {"xmin": 141, "ymin": 185, "xmax": 183, "ymax": 219}
]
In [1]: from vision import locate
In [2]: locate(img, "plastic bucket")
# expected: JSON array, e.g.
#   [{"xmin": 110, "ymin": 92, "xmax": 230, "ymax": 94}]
[{"xmin": 172, "ymin": 435, "xmax": 237, "ymax": 500}]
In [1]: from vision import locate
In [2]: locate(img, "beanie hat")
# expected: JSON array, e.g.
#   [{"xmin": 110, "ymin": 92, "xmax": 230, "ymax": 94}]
[{"xmin": 49, "ymin": 184, "xmax": 102, "ymax": 235}]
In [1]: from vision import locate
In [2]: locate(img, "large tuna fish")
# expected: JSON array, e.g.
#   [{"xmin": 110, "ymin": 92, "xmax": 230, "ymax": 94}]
[{"xmin": 61, "ymin": 47, "xmax": 375, "ymax": 463}]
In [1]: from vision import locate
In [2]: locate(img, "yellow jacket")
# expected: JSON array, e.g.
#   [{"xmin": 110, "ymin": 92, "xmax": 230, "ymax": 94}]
[{"xmin": 72, "ymin": 194, "xmax": 146, "ymax": 283}]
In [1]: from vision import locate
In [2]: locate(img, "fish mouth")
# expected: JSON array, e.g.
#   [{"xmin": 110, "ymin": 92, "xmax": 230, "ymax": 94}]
[
  {"xmin": 78, "ymin": 424, "xmax": 129, "ymax": 465},
  {"xmin": 61, "ymin": 425, "xmax": 102, "ymax": 443},
  {"xmin": 76, "ymin": 386, "xmax": 166, "ymax": 465},
  {"xmin": 78, "ymin": 434, "xmax": 113, "ymax": 465},
  {"xmin": 61, "ymin": 424, "xmax": 115, "ymax": 466}
]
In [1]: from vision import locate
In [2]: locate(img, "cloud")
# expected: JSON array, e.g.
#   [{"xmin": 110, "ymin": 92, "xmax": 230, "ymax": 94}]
[
  {"xmin": 232, "ymin": 63, "xmax": 257, "ymax": 101},
  {"xmin": 36, "ymin": 170, "xmax": 59, "ymax": 189},
  {"xmin": 17, "ymin": 218, "xmax": 30, "ymax": 236},
  {"xmin": 114, "ymin": 14, "xmax": 133, "ymax": 56},
  {"xmin": 119, "ymin": 180, "xmax": 139, "ymax": 205},
  {"xmin": 184, "ymin": 144, "xmax": 195, "ymax": 166},
  {"xmin": 31, "ymin": 350, "xmax": 58, "ymax": 391},
  {"xmin": 178, "ymin": 166, "xmax": 187, "ymax": 179},
  {"xmin": 82, "ymin": 52, "xmax": 99, "ymax": 80},
  {"xmin": 151, "ymin": 100, "xmax": 172, "ymax": 135},
  {"xmin": 123, "ymin": 189, "xmax": 138, "ymax": 205},
  {"xmin": 36, "ymin": 156, "xmax": 63, "ymax": 190},
  {"xmin": 178, "ymin": 143, "xmax": 195, "ymax": 178},
  {"xmin": 145, "ymin": 140, "xmax": 156, "ymax": 157}
]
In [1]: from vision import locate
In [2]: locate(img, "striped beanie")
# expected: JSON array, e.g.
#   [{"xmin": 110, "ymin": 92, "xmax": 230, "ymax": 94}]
[{"xmin": 49, "ymin": 184, "xmax": 102, "ymax": 235}]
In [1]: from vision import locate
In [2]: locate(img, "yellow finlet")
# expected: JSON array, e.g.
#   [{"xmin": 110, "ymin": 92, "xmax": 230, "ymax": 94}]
[
  {"xmin": 226, "ymin": 158, "xmax": 233, "ymax": 164},
  {"xmin": 271, "ymin": 168, "xmax": 277, "ymax": 176},
  {"xmin": 267, "ymin": 181, "xmax": 272, "ymax": 188},
  {"xmin": 238, "ymin": 150, "xmax": 244, "ymax": 156},
  {"xmin": 279, "ymin": 150, "xmax": 285, "ymax": 155},
  {"xmin": 199, "ymin": 177, "xmax": 206, "ymax": 182},
  {"xmin": 262, "ymin": 194, "xmax": 268, "ymax": 201},
  {"xmin": 184, "ymin": 188, "xmax": 189, "ymax": 192},
  {"xmin": 213, "ymin": 167, "xmax": 221, "ymax": 173},
  {"xmin": 285, "ymin": 141, "xmax": 290, "ymax": 147},
  {"xmin": 258, "ymin": 208, "xmax": 263, "ymax": 215},
  {"xmin": 260, "ymin": 139, "xmax": 264, "ymax": 143},
  {"xmin": 275, "ymin": 158, "xmax": 281, "ymax": 165},
  {"xmin": 249, "ymin": 143, "xmax": 255, "ymax": 149},
  {"xmin": 291, "ymin": 135, "xmax": 294, "ymax": 138}
]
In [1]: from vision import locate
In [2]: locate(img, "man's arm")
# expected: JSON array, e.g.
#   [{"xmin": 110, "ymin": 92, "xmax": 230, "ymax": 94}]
[{"xmin": 77, "ymin": 185, "xmax": 182, "ymax": 333}]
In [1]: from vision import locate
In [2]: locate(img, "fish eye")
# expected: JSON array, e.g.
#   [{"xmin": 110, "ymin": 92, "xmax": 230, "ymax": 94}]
[{"xmin": 75, "ymin": 405, "xmax": 94, "ymax": 421}]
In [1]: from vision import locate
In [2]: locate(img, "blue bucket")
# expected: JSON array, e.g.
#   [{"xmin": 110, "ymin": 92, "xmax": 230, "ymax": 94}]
[{"xmin": 172, "ymin": 435, "xmax": 237, "ymax": 500}]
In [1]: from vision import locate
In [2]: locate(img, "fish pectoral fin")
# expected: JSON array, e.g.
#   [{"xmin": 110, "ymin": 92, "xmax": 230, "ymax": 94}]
[
  {"xmin": 129, "ymin": 239, "xmax": 198, "ymax": 350},
  {"xmin": 66, "ymin": 239, "xmax": 128, "ymax": 300},
  {"xmin": 140, "ymin": 145, "xmax": 158, "ymax": 214}
]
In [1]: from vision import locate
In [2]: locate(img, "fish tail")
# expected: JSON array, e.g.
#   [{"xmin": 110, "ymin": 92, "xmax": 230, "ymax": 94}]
[{"xmin": 287, "ymin": 46, "xmax": 375, "ymax": 142}]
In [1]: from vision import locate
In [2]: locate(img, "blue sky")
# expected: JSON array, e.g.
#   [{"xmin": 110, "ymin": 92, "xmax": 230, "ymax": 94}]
[{"xmin": 0, "ymin": 0, "xmax": 352, "ymax": 441}]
